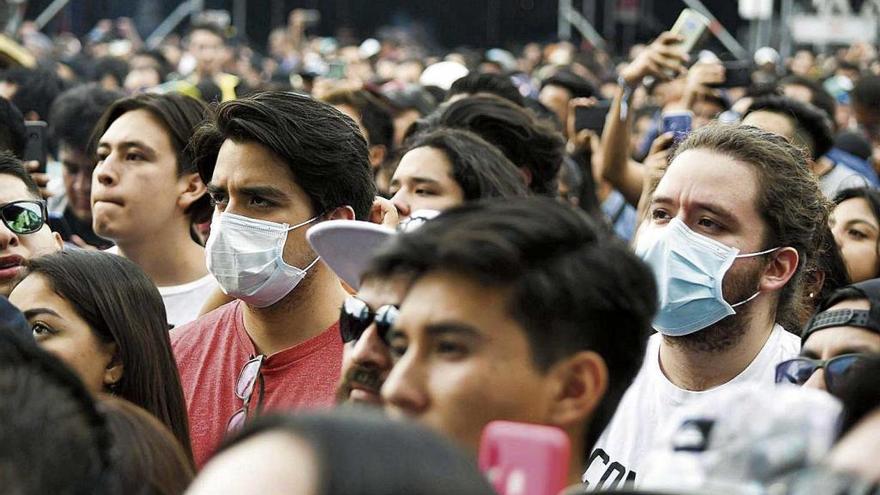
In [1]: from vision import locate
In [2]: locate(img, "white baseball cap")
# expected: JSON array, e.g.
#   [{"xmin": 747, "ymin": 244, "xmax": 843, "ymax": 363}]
[{"xmin": 307, "ymin": 210, "xmax": 441, "ymax": 290}]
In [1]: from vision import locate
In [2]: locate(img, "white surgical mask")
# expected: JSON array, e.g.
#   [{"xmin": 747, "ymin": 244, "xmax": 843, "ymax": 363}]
[{"xmin": 206, "ymin": 212, "xmax": 320, "ymax": 308}]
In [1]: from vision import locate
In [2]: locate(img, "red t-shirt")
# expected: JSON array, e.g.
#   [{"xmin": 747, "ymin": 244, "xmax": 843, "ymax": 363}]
[{"xmin": 171, "ymin": 300, "xmax": 342, "ymax": 467}]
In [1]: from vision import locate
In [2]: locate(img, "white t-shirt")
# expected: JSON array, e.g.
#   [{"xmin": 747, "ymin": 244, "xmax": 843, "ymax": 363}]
[
  {"xmin": 158, "ymin": 274, "xmax": 218, "ymax": 328},
  {"xmin": 105, "ymin": 246, "xmax": 217, "ymax": 328},
  {"xmin": 582, "ymin": 324, "xmax": 799, "ymax": 491}
]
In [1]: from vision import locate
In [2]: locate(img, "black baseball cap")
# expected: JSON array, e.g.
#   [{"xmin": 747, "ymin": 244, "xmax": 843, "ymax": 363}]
[{"xmin": 801, "ymin": 278, "xmax": 880, "ymax": 344}]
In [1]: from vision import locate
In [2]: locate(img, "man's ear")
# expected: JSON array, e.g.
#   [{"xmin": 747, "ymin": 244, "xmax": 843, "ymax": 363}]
[
  {"xmin": 517, "ymin": 166, "xmax": 534, "ymax": 188},
  {"xmin": 760, "ymin": 246, "xmax": 799, "ymax": 293},
  {"xmin": 177, "ymin": 172, "xmax": 208, "ymax": 211},
  {"xmin": 545, "ymin": 351, "xmax": 608, "ymax": 430},
  {"xmin": 369, "ymin": 145, "xmax": 387, "ymax": 170},
  {"xmin": 325, "ymin": 205, "xmax": 355, "ymax": 221}
]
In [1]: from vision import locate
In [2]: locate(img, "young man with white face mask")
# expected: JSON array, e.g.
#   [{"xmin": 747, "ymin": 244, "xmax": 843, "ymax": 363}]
[
  {"xmin": 171, "ymin": 92, "xmax": 375, "ymax": 467},
  {"xmin": 583, "ymin": 124, "xmax": 828, "ymax": 490}
]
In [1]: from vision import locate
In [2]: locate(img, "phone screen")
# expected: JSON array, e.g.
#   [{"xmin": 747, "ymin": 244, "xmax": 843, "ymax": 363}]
[
  {"xmin": 23, "ymin": 121, "xmax": 49, "ymax": 174},
  {"xmin": 662, "ymin": 112, "xmax": 693, "ymax": 142}
]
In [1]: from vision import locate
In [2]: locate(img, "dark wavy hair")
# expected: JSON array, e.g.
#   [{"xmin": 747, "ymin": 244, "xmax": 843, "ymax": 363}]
[
  {"xmin": 403, "ymin": 128, "xmax": 529, "ymax": 201},
  {"xmin": 26, "ymin": 251, "xmax": 192, "ymax": 462}
]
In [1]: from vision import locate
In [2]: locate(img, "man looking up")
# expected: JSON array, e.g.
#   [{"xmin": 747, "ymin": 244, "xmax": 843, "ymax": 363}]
[
  {"xmin": 0, "ymin": 153, "xmax": 62, "ymax": 297},
  {"xmin": 585, "ymin": 124, "xmax": 827, "ymax": 489},
  {"xmin": 172, "ymin": 91, "xmax": 375, "ymax": 467},
  {"xmin": 367, "ymin": 198, "xmax": 657, "ymax": 488}
]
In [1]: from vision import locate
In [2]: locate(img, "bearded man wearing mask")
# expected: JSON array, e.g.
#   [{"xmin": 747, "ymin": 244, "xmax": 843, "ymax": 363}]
[
  {"xmin": 171, "ymin": 92, "xmax": 375, "ymax": 467},
  {"xmin": 582, "ymin": 124, "xmax": 828, "ymax": 491}
]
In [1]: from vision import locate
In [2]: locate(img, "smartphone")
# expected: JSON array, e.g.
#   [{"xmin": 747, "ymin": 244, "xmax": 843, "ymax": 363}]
[
  {"xmin": 662, "ymin": 111, "xmax": 693, "ymax": 142},
  {"xmin": 574, "ymin": 101, "xmax": 612, "ymax": 134},
  {"xmin": 479, "ymin": 421, "xmax": 571, "ymax": 495},
  {"xmin": 326, "ymin": 61, "xmax": 346, "ymax": 79},
  {"xmin": 670, "ymin": 8, "xmax": 711, "ymax": 54},
  {"xmin": 23, "ymin": 121, "xmax": 48, "ymax": 174},
  {"xmin": 707, "ymin": 61, "xmax": 753, "ymax": 88}
]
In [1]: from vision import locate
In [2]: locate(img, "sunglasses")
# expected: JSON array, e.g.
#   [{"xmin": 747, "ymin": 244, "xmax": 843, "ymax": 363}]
[
  {"xmin": 1, "ymin": 200, "xmax": 47, "ymax": 235},
  {"xmin": 774, "ymin": 353, "xmax": 866, "ymax": 393},
  {"xmin": 339, "ymin": 295, "xmax": 399, "ymax": 344},
  {"xmin": 226, "ymin": 354, "xmax": 265, "ymax": 433}
]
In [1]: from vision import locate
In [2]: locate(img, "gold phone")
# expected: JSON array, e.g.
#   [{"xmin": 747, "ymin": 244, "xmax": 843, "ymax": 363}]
[{"xmin": 670, "ymin": 8, "xmax": 711, "ymax": 54}]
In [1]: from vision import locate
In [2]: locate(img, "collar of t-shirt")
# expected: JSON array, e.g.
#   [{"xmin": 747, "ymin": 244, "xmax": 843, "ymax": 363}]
[
  {"xmin": 230, "ymin": 300, "xmax": 341, "ymax": 374},
  {"xmin": 647, "ymin": 324, "xmax": 786, "ymax": 405}
]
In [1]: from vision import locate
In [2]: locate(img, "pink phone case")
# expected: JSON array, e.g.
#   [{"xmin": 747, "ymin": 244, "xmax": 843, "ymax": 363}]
[{"xmin": 478, "ymin": 421, "xmax": 571, "ymax": 495}]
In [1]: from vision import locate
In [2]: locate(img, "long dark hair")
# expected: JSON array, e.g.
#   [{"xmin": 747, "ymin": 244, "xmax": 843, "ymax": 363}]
[
  {"xmin": 90, "ymin": 92, "xmax": 212, "ymax": 224},
  {"xmin": 403, "ymin": 128, "xmax": 529, "ymax": 201},
  {"xmin": 26, "ymin": 251, "xmax": 193, "ymax": 461}
]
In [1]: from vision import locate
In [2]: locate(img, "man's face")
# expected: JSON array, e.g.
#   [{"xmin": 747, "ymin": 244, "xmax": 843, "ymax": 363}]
[
  {"xmin": 539, "ymin": 84, "xmax": 572, "ymax": 128},
  {"xmin": 643, "ymin": 148, "xmax": 770, "ymax": 348},
  {"xmin": 0, "ymin": 175, "xmax": 62, "ymax": 296},
  {"xmin": 389, "ymin": 146, "xmax": 464, "ymax": 219},
  {"xmin": 92, "ymin": 109, "xmax": 190, "ymax": 244},
  {"xmin": 381, "ymin": 270, "xmax": 555, "ymax": 454},
  {"xmin": 742, "ymin": 110, "xmax": 796, "ymax": 143},
  {"xmin": 59, "ymin": 145, "xmax": 95, "ymax": 222},
  {"xmin": 336, "ymin": 275, "xmax": 409, "ymax": 405},
  {"xmin": 189, "ymin": 29, "xmax": 225, "ymax": 76},
  {"xmin": 124, "ymin": 55, "xmax": 162, "ymax": 92},
  {"xmin": 801, "ymin": 298, "xmax": 880, "ymax": 392},
  {"xmin": 207, "ymin": 140, "xmax": 317, "ymax": 273}
]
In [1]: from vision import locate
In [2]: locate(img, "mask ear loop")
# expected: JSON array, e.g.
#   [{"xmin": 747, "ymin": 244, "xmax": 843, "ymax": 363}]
[{"xmin": 730, "ymin": 247, "xmax": 781, "ymax": 308}]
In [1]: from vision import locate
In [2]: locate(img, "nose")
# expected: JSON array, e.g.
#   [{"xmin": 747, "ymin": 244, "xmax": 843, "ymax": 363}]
[
  {"xmin": 75, "ymin": 169, "xmax": 93, "ymax": 195},
  {"xmin": 390, "ymin": 190, "xmax": 410, "ymax": 219},
  {"xmin": 350, "ymin": 324, "xmax": 392, "ymax": 373},
  {"xmin": 0, "ymin": 221, "xmax": 19, "ymax": 250},
  {"xmin": 802, "ymin": 368, "xmax": 827, "ymax": 392},
  {"xmin": 94, "ymin": 157, "xmax": 117, "ymax": 188},
  {"xmin": 380, "ymin": 350, "xmax": 428, "ymax": 417}
]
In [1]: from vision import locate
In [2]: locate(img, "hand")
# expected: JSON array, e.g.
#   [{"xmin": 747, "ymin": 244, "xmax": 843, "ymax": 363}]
[
  {"xmin": 24, "ymin": 160, "xmax": 53, "ymax": 199},
  {"xmin": 686, "ymin": 61, "xmax": 724, "ymax": 93},
  {"xmin": 644, "ymin": 132, "xmax": 676, "ymax": 184},
  {"xmin": 620, "ymin": 32, "xmax": 688, "ymax": 87},
  {"xmin": 70, "ymin": 235, "xmax": 99, "ymax": 251},
  {"xmin": 369, "ymin": 196, "xmax": 400, "ymax": 229},
  {"xmin": 566, "ymin": 97, "xmax": 599, "ymax": 152}
]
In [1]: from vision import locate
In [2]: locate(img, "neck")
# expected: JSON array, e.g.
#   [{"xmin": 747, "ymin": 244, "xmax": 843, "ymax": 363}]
[
  {"xmin": 242, "ymin": 264, "xmax": 346, "ymax": 356},
  {"xmin": 116, "ymin": 220, "xmax": 207, "ymax": 287},
  {"xmin": 567, "ymin": 432, "xmax": 587, "ymax": 489},
  {"xmin": 658, "ymin": 303, "xmax": 777, "ymax": 391}
]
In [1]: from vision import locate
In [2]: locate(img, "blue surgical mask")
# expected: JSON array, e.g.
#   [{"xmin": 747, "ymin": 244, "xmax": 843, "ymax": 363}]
[{"xmin": 635, "ymin": 218, "xmax": 779, "ymax": 336}]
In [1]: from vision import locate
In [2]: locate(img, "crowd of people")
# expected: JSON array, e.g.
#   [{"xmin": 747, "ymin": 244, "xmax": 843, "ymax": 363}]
[{"xmin": 1, "ymin": 7, "xmax": 880, "ymax": 495}]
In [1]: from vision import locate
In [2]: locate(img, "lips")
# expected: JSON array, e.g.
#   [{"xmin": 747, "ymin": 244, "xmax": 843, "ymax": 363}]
[{"xmin": 0, "ymin": 255, "xmax": 24, "ymax": 280}]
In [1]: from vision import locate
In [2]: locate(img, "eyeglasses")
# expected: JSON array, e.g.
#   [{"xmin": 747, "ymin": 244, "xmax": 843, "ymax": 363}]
[
  {"xmin": 774, "ymin": 353, "xmax": 866, "ymax": 393},
  {"xmin": 1, "ymin": 200, "xmax": 47, "ymax": 235},
  {"xmin": 339, "ymin": 295, "xmax": 399, "ymax": 344},
  {"xmin": 226, "ymin": 355, "xmax": 265, "ymax": 433}
]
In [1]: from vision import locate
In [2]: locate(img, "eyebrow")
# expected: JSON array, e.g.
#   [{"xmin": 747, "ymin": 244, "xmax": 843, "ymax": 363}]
[
  {"xmin": 96, "ymin": 140, "xmax": 158, "ymax": 158},
  {"xmin": 424, "ymin": 322, "xmax": 485, "ymax": 341},
  {"xmin": 651, "ymin": 195, "xmax": 739, "ymax": 226},
  {"xmin": 801, "ymin": 344, "xmax": 878, "ymax": 359},
  {"xmin": 206, "ymin": 184, "xmax": 288, "ymax": 202},
  {"xmin": 844, "ymin": 219, "xmax": 880, "ymax": 231},
  {"xmin": 23, "ymin": 308, "xmax": 61, "ymax": 319},
  {"xmin": 393, "ymin": 176, "xmax": 442, "ymax": 188}
]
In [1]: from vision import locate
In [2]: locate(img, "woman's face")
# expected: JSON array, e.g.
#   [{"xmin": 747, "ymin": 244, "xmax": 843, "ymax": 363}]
[
  {"xmin": 830, "ymin": 197, "xmax": 880, "ymax": 283},
  {"xmin": 9, "ymin": 274, "xmax": 118, "ymax": 393},
  {"xmin": 389, "ymin": 146, "xmax": 465, "ymax": 219}
]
